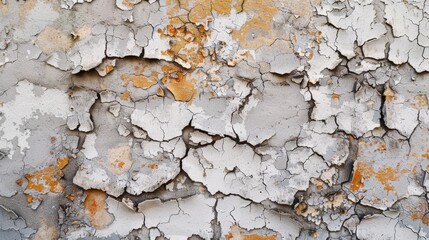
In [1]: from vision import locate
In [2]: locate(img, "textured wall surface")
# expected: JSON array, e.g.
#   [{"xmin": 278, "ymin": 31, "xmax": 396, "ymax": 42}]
[{"xmin": 1, "ymin": 0, "xmax": 429, "ymax": 239}]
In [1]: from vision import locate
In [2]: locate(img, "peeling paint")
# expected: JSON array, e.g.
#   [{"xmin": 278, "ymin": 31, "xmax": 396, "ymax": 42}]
[{"xmin": 2, "ymin": 0, "xmax": 429, "ymax": 238}]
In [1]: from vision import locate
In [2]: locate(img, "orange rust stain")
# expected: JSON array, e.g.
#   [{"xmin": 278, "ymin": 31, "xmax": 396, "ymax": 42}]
[
  {"xmin": 21, "ymin": 157, "xmax": 69, "ymax": 205},
  {"xmin": 231, "ymin": 0, "xmax": 279, "ymax": 49},
  {"xmin": 24, "ymin": 157, "xmax": 68, "ymax": 194},
  {"xmin": 292, "ymin": 33, "xmax": 298, "ymax": 43},
  {"xmin": 147, "ymin": 164, "xmax": 159, "ymax": 169},
  {"xmin": 58, "ymin": 156, "xmax": 69, "ymax": 169},
  {"xmin": 212, "ymin": 0, "xmax": 244, "ymax": 15},
  {"xmin": 16, "ymin": 179, "xmax": 24, "ymax": 186},
  {"xmin": 160, "ymin": 22, "xmax": 209, "ymax": 68},
  {"xmin": 108, "ymin": 146, "xmax": 132, "ymax": 175},
  {"xmin": 165, "ymin": 72, "xmax": 197, "ymax": 102},
  {"xmin": 120, "ymin": 91, "xmax": 131, "ymax": 101},
  {"xmin": 350, "ymin": 157, "xmax": 407, "ymax": 192},
  {"xmin": 25, "ymin": 194, "xmax": 34, "ymax": 204},
  {"xmin": 331, "ymin": 92, "xmax": 340, "ymax": 102},
  {"xmin": 121, "ymin": 0, "xmax": 138, "ymax": 8},
  {"xmin": 411, "ymin": 212, "xmax": 423, "ymax": 221},
  {"xmin": 84, "ymin": 190, "xmax": 104, "ymax": 216},
  {"xmin": 66, "ymin": 194, "xmax": 78, "ymax": 201},
  {"xmin": 423, "ymin": 214, "xmax": 429, "ymax": 225},
  {"xmin": 225, "ymin": 225, "xmax": 277, "ymax": 240},
  {"xmin": 161, "ymin": 64, "xmax": 179, "ymax": 73},
  {"xmin": 307, "ymin": 51, "xmax": 314, "ymax": 60},
  {"xmin": 350, "ymin": 162, "xmax": 367, "ymax": 191},
  {"xmin": 98, "ymin": 65, "xmax": 114, "ymax": 76},
  {"xmin": 383, "ymin": 85, "xmax": 396, "ymax": 104},
  {"xmin": 157, "ymin": 88, "xmax": 165, "ymax": 96},
  {"xmin": 294, "ymin": 202, "xmax": 308, "ymax": 215},
  {"xmin": 161, "ymin": 64, "xmax": 197, "ymax": 102},
  {"xmin": 315, "ymin": 31, "xmax": 323, "ymax": 44},
  {"xmin": 378, "ymin": 144, "xmax": 386, "ymax": 151},
  {"xmin": 111, "ymin": 159, "xmax": 126, "ymax": 169},
  {"xmin": 121, "ymin": 74, "xmax": 158, "ymax": 89},
  {"xmin": 167, "ymin": 25, "xmax": 177, "ymax": 36},
  {"xmin": 84, "ymin": 190, "xmax": 113, "ymax": 229},
  {"xmin": 422, "ymin": 150, "xmax": 429, "ymax": 160},
  {"xmin": 375, "ymin": 166, "xmax": 399, "ymax": 191},
  {"xmin": 243, "ymin": 235, "xmax": 277, "ymax": 240},
  {"xmin": 189, "ymin": 3, "xmax": 211, "ymax": 24},
  {"xmin": 409, "ymin": 210, "xmax": 429, "ymax": 225},
  {"xmin": 311, "ymin": 178, "xmax": 325, "ymax": 190}
]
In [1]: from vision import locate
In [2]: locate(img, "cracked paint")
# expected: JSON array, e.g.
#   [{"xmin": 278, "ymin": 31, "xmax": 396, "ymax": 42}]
[{"xmin": 2, "ymin": 0, "xmax": 429, "ymax": 239}]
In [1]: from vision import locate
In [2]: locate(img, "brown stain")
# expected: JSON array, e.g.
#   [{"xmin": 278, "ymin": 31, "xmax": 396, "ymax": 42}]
[
  {"xmin": 378, "ymin": 144, "xmax": 386, "ymax": 151},
  {"xmin": 411, "ymin": 212, "xmax": 423, "ymax": 221},
  {"xmin": 147, "ymin": 163, "xmax": 159, "ymax": 169},
  {"xmin": 307, "ymin": 51, "xmax": 314, "ymax": 60},
  {"xmin": 18, "ymin": 0, "xmax": 37, "ymax": 25},
  {"xmin": 311, "ymin": 178, "xmax": 325, "ymax": 190},
  {"xmin": 294, "ymin": 202, "xmax": 307, "ymax": 215},
  {"xmin": 413, "ymin": 94, "xmax": 428, "ymax": 109},
  {"xmin": 66, "ymin": 193, "xmax": 78, "ymax": 201},
  {"xmin": 423, "ymin": 214, "xmax": 429, "ymax": 225},
  {"xmin": 212, "ymin": 0, "xmax": 244, "ymax": 15},
  {"xmin": 84, "ymin": 190, "xmax": 113, "ymax": 229},
  {"xmin": 0, "ymin": 3, "xmax": 8, "ymax": 14},
  {"xmin": 33, "ymin": 221, "xmax": 58, "ymax": 240},
  {"xmin": 314, "ymin": 31, "xmax": 323, "ymax": 44},
  {"xmin": 422, "ymin": 150, "xmax": 429, "ymax": 160},
  {"xmin": 36, "ymin": 26, "xmax": 74, "ymax": 54},
  {"xmin": 16, "ymin": 179, "xmax": 24, "ymax": 186},
  {"xmin": 189, "ymin": 3, "xmax": 212, "ymax": 24},
  {"xmin": 279, "ymin": 0, "xmax": 313, "ymax": 18}
]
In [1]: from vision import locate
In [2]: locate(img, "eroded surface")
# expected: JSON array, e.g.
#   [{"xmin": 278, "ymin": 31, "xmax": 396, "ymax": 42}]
[{"xmin": 2, "ymin": 0, "xmax": 429, "ymax": 239}]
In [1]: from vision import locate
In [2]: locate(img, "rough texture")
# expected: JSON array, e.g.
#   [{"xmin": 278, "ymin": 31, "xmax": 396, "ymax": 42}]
[{"xmin": 2, "ymin": 0, "xmax": 429, "ymax": 239}]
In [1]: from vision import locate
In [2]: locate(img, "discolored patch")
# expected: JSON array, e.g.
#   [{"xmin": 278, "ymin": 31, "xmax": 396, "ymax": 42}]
[{"xmin": 84, "ymin": 190, "xmax": 114, "ymax": 229}]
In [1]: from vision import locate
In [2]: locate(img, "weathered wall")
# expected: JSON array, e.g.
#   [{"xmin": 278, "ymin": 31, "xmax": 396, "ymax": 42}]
[{"xmin": 1, "ymin": 0, "xmax": 429, "ymax": 239}]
